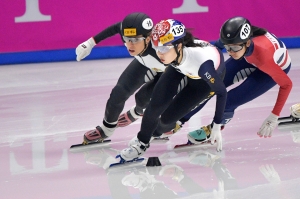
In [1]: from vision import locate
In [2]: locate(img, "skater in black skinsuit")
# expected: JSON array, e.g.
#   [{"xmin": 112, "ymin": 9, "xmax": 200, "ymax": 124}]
[{"xmin": 76, "ymin": 13, "xmax": 187, "ymax": 144}]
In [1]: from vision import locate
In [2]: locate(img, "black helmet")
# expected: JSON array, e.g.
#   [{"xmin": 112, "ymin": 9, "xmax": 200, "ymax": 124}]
[
  {"xmin": 121, "ymin": 12, "xmax": 153, "ymax": 37},
  {"xmin": 220, "ymin": 16, "xmax": 252, "ymax": 45}
]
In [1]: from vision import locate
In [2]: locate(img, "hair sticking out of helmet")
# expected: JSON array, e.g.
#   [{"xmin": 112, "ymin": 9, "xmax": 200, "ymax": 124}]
[
  {"xmin": 151, "ymin": 19, "xmax": 186, "ymax": 47},
  {"xmin": 121, "ymin": 12, "xmax": 153, "ymax": 37},
  {"xmin": 220, "ymin": 16, "xmax": 252, "ymax": 45}
]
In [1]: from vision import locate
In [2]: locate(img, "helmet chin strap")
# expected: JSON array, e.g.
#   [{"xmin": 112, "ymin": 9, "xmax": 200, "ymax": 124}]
[
  {"xmin": 171, "ymin": 44, "xmax": 181, "ymax": 66},
  {"xmin": 230, "ymin": 42, "xmax": 249, "ymax": 61},
  {"xmin": 236, "ymin": 45, "xmax": 249, "ymax": 60},
  {"xmin": 138, "ymin": 37, "xmax": 149, "ymax": 56}
]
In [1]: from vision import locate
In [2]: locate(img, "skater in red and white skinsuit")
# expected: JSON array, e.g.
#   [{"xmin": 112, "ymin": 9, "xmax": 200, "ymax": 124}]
[{"xmin": 175, "ymin": 16, "xmax": 294, "ymax": 143}]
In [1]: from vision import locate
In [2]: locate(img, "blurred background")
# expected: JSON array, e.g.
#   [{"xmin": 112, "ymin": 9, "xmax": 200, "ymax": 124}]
[{"xmin": 1, "ymin": 0, "xmax": 300, "ymax": 65}]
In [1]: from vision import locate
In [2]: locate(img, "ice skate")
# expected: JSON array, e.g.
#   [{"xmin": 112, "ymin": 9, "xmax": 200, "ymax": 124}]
[
  {"xmin": 174, "ymin": 124, "xmax": 212, "ymax": 149},
  {"xmin": 109, "ymin": 140, "xmax": 148, "ymax": 167},
  {"xmin": 128, "ymin": 135, "xmax": 162, "ymax": 147},
  {"xmin": 278, "ymin": 104, "xmax": 300, "ymax": 127},
  {"xmin": 173, "ymin": 140, "xmax": 195, "ymax": 149},
  {"xmin": 156, "ymin": 121, "xmax": 183, "ymax": 139},
  {"xmin": 119, "ymin": 139, "xmax": 149, "ymax": 161},
  {"xmin": 82, "ymin": 126, "xmax": 108, "ymax": 145},
  {"xmin": 117, "ymin": 106, "xmax": 143, "ymax": 127},
  {"xmin": 187, "ymin": 125, "xmax": 212, "ymax": 144},
  {"xmin": 70, "ymin": 126, "xmax": 112, "ymax": 149}
]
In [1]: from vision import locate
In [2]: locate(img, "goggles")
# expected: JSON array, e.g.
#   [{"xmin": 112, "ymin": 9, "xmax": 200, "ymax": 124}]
[
  {"xmin": 224, "ymin": 43, "xmax": 245, "ymax": 52},
  {"xmin": 152, "ymin": 45, "xmax": 174, "ymax": 54},
  {"xmin": 122, "ymin": 36, "xmax": 145, "ymax": 44}
]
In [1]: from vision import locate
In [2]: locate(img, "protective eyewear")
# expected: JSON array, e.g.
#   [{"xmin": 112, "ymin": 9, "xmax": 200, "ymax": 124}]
[
  {"xmin": 224, "ymin": 43, "xmax": 245, "ymax": 52},
  {"xmin": 153, "ymin": 45, "xmax": 174, "ymax": 54},
  {"xmin": 123, "ymin": 36, "xmax": 145, "ymax": 44}
]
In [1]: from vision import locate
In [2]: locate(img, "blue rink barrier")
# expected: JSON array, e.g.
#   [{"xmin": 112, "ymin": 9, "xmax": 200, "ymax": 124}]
[{"xmin": 1, "ymin": 37, "xmax": 300, "ymax": 65}]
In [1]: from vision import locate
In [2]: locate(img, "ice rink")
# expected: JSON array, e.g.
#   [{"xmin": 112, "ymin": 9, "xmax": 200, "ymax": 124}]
[{"xmin": 1, "ymin": 49, "xmax": 300, "ymax": 199}]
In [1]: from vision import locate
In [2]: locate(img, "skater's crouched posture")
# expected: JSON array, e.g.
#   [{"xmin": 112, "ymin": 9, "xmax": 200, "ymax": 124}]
[
  {"xmin": 118, "ymin": 19, "xmax": 227, "ymax": 162},
  {"xmin": 168, "ymin": 16, "xmax": 292, "ymax": 143},
  {"xmin": 76, "ymin": 12, "xmax": 171, "ymax": 145}
]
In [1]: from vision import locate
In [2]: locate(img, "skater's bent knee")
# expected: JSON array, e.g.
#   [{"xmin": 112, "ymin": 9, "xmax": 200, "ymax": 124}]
[{"xmin": 110, "ymin": 85, "xmax": 132, "ymax": 102}]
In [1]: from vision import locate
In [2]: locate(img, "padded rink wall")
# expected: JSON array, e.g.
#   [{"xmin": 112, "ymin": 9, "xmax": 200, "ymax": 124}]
[{"xmin": 1, "ymin": 0, "xmax": 300, "ymax": 65}]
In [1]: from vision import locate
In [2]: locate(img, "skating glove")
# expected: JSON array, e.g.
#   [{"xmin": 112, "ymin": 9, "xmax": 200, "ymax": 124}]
[
  {"xmin": 257, "ymin": 113, "xmax": 278, "ymax": 138},
  {"xmin": 210, "ymin": 122, "xmax": 222, "ymax": 152},
  {"xmin": 76, "ymin": 37, "xmax": 96, "ymax": 61}
]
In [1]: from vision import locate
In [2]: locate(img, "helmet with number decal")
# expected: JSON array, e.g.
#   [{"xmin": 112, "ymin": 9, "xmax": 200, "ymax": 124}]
[
  {"xmin": 151, "ymin": 19, "xmax": 186, "ymax": 47},
  {"xmin": 121, "ymin": 12, "xmax": 153, "ymax": 37},
  {"xmin": 220, "ymin": 16, "xmax": 252, "ymax": 45}
]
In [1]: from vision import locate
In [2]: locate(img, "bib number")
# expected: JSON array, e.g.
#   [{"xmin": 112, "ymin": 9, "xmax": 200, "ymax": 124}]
[{"xmin": 171, "ymin": 25, "xmax": 184, "ymax": 36}]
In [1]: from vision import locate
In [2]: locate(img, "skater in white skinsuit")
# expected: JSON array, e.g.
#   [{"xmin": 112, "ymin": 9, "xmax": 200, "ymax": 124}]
[{"xmin": 118, "ymin": 19, "xmax": 227, "ymax": 162}]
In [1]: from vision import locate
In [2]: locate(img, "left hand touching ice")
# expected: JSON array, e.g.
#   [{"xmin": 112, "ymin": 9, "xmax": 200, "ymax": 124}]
[
  {"xmin": 210, "ymin": 123, "xmax": 222, "ymax": 152},
  {"xmin": 257, "ymin": 113, "xmax": 279, "ymax": 138}
]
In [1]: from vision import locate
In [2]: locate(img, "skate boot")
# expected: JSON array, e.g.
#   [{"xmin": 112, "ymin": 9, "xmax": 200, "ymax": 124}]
[
  {"xmin": 128, "ymin": 136, "xmax": 155, "ymax": 147},
  {"xmin": 187, "ymin": 125, "xmax": 212, "ymax": 144},
  {"xmin": 120, "ymin": 139, "xmax": 149, "ymax": 161},
  {"xmin": 160, "ymin": 121, "xmax": 183, "ymax": 138},
  {"xmin": 187, "ymin": 124, "xmax": 225, "ymax": 144},
  {"xmin": 117, "ymin": 106, "xmax": 143, "ymax": 127},
  {"xmin": 83, "ymin": 126, "xmax": 108, "ymax": 145}
]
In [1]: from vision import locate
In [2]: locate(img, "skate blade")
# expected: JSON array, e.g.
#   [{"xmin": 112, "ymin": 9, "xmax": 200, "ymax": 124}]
[
  {"xmin": 152, "ymin": 137, "xmax": 169, "ymax": 142},
  {"xmin": 278, "ymin": 120, "xmax": 300, "ymax": 131},
  {"xmin": 278, "ymin": 116, "xmax": 293, "ymax": 122},
  {"xmin": 279, "ymin": 120, "xmax": 300, "ymax": 126},
  {"xmin": 108, "ymin": 157, "xmax": 145, "ymax": 169},
  {"xmin": 69, "ymin": 139, "xmax": 111, "ymax": 152},
  {"xmin": 174, "ymin": 141, "xmax": 212, "ymax": 150}
]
